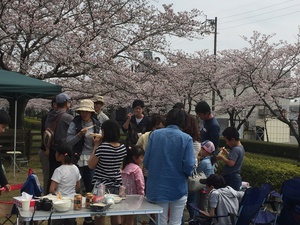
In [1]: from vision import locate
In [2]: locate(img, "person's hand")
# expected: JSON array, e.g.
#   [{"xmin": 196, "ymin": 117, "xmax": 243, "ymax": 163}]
[
  {"xmin": 5, "ymin": 184, "xmax": 11, "ymax": 192},
  {"xmin": 93, "ymin": 134, "xmax": 102, "ymax": 147},
  {"xmin": 126, "ymin": 113, "xmax": 132, "ymax": 121},
  {"xmin": 79, "ymin": 127, "xmax": 89, "ymax": 136},
  {"xmin": 219, "ymin": 147, "xmax": 229, "ymax": 156}
]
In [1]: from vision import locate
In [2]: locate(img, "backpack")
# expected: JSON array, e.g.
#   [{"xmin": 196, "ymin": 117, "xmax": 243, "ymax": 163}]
[{"xmin": 43, "ymin": 113, "xmax": 63, "ymax": 152}]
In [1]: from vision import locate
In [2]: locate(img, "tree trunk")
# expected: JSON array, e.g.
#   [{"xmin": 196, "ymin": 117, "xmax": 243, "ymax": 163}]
[{"xmin": 8, "ymin": 98, "xmax": 29, "ymax": 129}]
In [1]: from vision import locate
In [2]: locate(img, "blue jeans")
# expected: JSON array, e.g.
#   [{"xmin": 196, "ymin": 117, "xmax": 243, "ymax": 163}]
[
  {"xmin": 79, "ymin": 166, "xmax": 94, "ymax": 192},
  {"xmin": 157, "ymin": 195, "xmax": 187, "ymax": 225},
  {"xmin": 223, "ymin": 173, "xmax": 242, "ymax": 191}
]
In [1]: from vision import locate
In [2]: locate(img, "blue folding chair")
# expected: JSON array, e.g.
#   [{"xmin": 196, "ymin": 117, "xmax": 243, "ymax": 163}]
[
  {"xmin": 235, "ymin": 183, "xmax": 271, "ymax": 225},
  {"xmin": 21, "ymin": 173, "xmax": 43, "ymax": 197},
  {"xmin": 275, "ymin": 177, "xmax": 300, "ymax": 225},
  {"xmin": 189, "ymin": 183, "xmax": 271, "ymax": 225}
]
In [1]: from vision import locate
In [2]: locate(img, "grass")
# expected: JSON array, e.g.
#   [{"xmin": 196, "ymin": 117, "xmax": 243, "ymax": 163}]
[
  {"xmin": 0, "ymin": 155, "xmax": 42, "ymax": 223},
  {"xmin": 1, "ymin": 155, "xmax": 42, "ymax": 200}
]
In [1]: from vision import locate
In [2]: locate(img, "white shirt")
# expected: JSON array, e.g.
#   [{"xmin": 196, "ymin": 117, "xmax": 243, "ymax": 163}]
[
  {"xmin": 51, "ymin": 164, "xmax": 81, "ymax": 197},
  {"xmin": 96, "ymin": 111, "xmax": 109, "ymax": 125}
]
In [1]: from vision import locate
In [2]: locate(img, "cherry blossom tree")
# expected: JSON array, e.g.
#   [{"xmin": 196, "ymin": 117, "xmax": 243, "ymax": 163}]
[
  {"xmin": 170, "ymin": 31, "xmax": 300, "ymax": 144},
  {"xmin": 237, "ymin": 32, "xmax": 300, "ymax": 145},
  {"xmin": 213, "ymin": 32, "xmax": 300, "ymax": 146},
  {"xmin": 164, "ymin": 50, "xmax": 216, "ymax": 113},
  {"xmin": 0, "ymin": 0, "xmax": 207, "ymax": 126}
]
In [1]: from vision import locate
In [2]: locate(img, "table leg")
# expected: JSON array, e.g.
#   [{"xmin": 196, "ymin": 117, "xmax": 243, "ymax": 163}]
[{"xmin": 156, "ymin": 213, "xmax": 160, "ymax": 225}]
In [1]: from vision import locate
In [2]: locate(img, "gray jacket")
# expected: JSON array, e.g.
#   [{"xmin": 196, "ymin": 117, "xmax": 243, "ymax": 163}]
[
  {"xmin": 45, "ymin": 109, "xmax": 74, "ymax": 145},
  {"xmin": 209, "ymin": 186, "xmax": 244, "ymax": 225}
]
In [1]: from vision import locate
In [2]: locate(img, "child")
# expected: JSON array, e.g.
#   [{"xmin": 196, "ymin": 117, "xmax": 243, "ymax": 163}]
[
  {"xmin": 121, "ymin": 145, "xmax": 145, "ymax": 225},
  {"xmin": 49, "ymin": 144, "xmax": 81, "ymax": 197},
  {"xmin": 49, "ymin": 143, "xmax": 81, "ymax": 225},
  {"xmin": 216, "ymin": 127, "xmax": 245, "ymax": 191},
  {"xmin": 197, "ymin": 140, "xmax": 216, "ymax": 177},
  {"xmin": 197, "ymin": 140, "xmax": 216, "ymax": 212},
  {"xmin": 199, "ymin": 174, "xmax": 244, "ymax": 225}
]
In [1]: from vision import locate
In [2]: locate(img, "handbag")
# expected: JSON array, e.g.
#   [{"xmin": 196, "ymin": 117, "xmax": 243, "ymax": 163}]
[{"xmin": 188, "ymin": 168, "xmax": 206, "ymax": 192}]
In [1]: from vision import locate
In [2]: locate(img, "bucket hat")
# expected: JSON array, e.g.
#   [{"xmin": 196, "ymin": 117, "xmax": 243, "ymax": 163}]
[{"xmin": 76, "ymin": 99, "xmax": 96, "ymax": 113}]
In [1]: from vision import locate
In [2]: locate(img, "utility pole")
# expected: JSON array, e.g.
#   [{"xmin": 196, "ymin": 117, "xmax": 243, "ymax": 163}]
[
  {"xmin": 212, "ymin": 17, "xmax": 217, "ymax": 112},
  {"xmin": 205, "ymin": 17, "xmax": 217, "ymax": 112}
]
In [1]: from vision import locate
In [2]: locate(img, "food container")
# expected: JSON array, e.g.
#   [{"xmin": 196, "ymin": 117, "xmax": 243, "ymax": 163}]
[
  {"xmin": 90, "ymin": 133, "xmax": 102, "ymax": 138},
  {"xmin": 105, "ymin": 195, "xmax": 114, "ymax": 204},
  {"xmin": 104, "ymin": 194, "xmax": 123, "ymax": 204},
  {"xmin": 53, "ymin": 199, "xmax": 72, "ymax": 212},
  {"xmin": 90, "ymin": 203, "xmax": 111, "ymax": 212},
  {"xmin": 113, "ymin": 196, "xmax": 123, "ymax": 204}
]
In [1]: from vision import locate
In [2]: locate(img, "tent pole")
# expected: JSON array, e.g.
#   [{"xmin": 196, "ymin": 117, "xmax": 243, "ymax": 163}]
[{"xmin": 13, "ymin": 100, "xmax": 17, "ymax": 177}]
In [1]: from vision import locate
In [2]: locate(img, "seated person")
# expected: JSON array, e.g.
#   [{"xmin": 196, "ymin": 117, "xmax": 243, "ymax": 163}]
[{"xmin": 199, "ymin": 174, "xmax": 244, "ymax": 225}]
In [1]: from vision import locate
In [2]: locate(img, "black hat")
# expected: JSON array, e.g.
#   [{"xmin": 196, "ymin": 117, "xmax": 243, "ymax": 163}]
[
  {"xmin": 200, "ymin": 174, "xmax": 226, "ymax": 189},
  {"xmin": 173, "ymin": 102, "xmax": 184, "ymax": 109}
]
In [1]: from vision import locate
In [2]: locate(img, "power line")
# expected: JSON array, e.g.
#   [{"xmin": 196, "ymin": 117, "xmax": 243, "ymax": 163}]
[
  {"xmin": 211, "ymin": 0, "xmax": 269, "ymax": 16},
  {"xmin": 220, "ymin": 3, "xmax": 300, "ymax": 25},
  {"xmin": 220, "ymin": 0, "xmax": 296, "ymax": 20},
  {"xmin": 220, "ymin": 10, "xmax": 300, "ymax": 30}
]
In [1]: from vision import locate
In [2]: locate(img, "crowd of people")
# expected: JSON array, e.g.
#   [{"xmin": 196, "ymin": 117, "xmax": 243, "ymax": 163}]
[{"xmin": 0, "ymin": 94, "xmax": 245, "ymax": 225}]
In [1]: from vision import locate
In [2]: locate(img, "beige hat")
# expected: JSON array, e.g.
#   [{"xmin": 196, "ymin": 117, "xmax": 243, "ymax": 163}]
[
  {"xmin": 76, "ymin": 99, "xmax": 96, "ymax": 113},
  {"xmin": 92, "ymin": 95, "xmax": 105, "ymax": 104}
]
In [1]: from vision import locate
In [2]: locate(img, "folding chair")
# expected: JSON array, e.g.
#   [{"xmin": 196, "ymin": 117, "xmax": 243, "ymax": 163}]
[
  {"xmin": 3, "ymin": 170, "xmax": 43, "ymax": 225},
  {"xmin": 275, "ymin": 177, "xmax": 300, "ymax": 225},
  {"xmin": 0, "ymin": 183, "xmax": 23, "ymax": 225},
  {"xmin": 235, "ymin": 183, "xmax": 271, "ymax": 225},
  {"xmin": 189, "ymin": 183, "xmax": 271, "ymax": 225},
  {"xmin": 21, "ymin": 172, "xmax": 43, "ymax": 198},
  {"xmin": 254, "ymin": 190, "xmax": 280, "ymax": 225}
]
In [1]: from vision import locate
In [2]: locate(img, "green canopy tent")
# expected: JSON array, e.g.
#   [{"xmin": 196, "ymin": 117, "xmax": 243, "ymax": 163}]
[{"xmin": 0, "ymin": 69, "xmax": 62, "ymax": 176}]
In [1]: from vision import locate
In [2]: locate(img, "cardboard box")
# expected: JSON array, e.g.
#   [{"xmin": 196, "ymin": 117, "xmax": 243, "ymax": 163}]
[{"xmin": 13, "ymin": 197, "xmax": 36, "ymax": 208}]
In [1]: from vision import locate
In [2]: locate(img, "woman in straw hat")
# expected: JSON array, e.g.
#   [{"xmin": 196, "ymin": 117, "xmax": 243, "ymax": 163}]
[
  {"xmin": 66, "ymin": 99, "xmax": 101, "ymax": 192},
  {"xmin": 67, "ymin": 99, "xmax": 101, "ymax": 225}
]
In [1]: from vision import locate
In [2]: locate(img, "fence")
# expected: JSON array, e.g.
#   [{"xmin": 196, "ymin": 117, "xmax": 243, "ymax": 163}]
[{"xmin": 30, "ymin": 130, "xmax": 41, "ymax": 155}]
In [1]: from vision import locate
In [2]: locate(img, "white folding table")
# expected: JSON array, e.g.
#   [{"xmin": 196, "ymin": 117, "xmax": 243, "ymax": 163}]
[{"xmin": 17, "ymin": 195, "xmax": 163, "ymax": 225}]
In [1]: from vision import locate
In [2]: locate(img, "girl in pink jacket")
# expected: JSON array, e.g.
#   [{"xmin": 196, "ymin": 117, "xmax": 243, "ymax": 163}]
[
  {"xmin": 121, "ymin": 145, "xmax": 145, "ymax": 225},
  {"xmin": 121, "ymin": 145, "xmax": 145, "ymax": 195}
]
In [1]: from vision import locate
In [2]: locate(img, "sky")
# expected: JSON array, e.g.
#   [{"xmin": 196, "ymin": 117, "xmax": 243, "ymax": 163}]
[{"xmin": 152, "ymin": 0, "xmax": 300, "ymax": 53}]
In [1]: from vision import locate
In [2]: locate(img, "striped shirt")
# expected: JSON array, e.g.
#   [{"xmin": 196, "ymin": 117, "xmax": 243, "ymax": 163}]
[{"xmin": 92, "ymin": 142, "xmax": 126, "ymax": 187}]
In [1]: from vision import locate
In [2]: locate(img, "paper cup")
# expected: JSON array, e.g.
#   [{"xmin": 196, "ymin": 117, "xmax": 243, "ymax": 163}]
[{"xmin": 22, "ymin": 199, "xmax": 30, "ymax": 211}]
